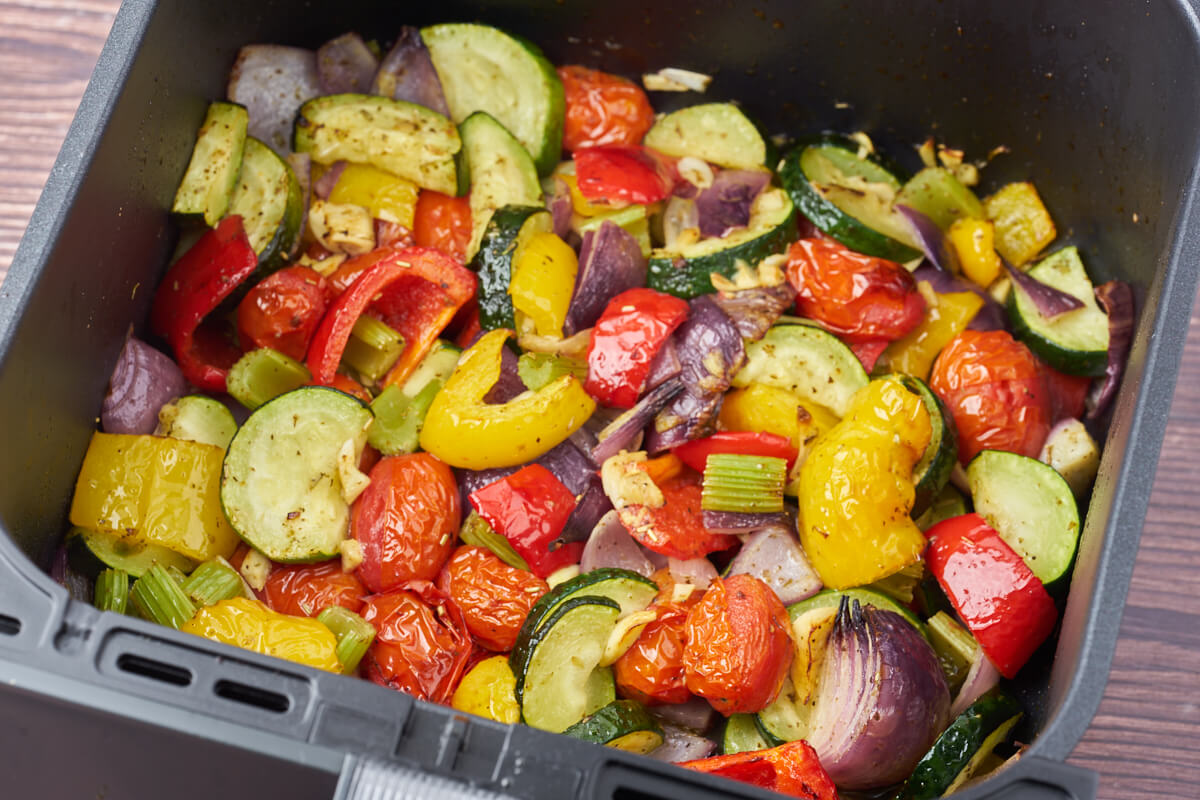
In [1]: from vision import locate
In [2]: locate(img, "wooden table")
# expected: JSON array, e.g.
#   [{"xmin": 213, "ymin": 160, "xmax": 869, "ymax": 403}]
[{"xmin": 2, "ymin": 3, "xmax": 1197, "ymax": 798}]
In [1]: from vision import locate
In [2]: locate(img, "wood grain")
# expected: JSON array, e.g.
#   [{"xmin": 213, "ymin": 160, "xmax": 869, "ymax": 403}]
[{"xmin": 0, "ymin": 3, "xmax": 1197, "ymax": 799}]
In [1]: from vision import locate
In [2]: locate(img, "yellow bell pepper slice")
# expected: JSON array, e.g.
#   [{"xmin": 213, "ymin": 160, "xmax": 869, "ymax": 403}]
[
  {"xmin": 982, "ymin": 181, "xmax": 1056, "ymax": 266},
  {"xmin": 327, "ymin": 162, "xmax": 419, "ymax": 229},
  {"xmin": 182, "ymin": 597, "xmax": 342, "ymax": 673},
  {"xmin": 451, "ymin": 655, "xmax": 521, "ymax": 724},
  {"xmin": 881, "ymin": 282, "xmax": 984, "ymax": 380},
  {"xmin": 69, "ymin": 433, "xmax": 237, "ymax": 562},
  {"xmin": 420, "ymin": 329, "xmax": 597, "ymax": 469},
  {"xmin": 718, "ymin": 383, "xmax": 839, "ymax": 449},
  {"xmin": 947, "ymin": 217, "xmax": 1004, "ymax": 288},
  {"xmin": 560, "ymin": 172, "xmax": 612, "ymax": 216},
  {"xmin": 510, "ymin": 231, "xmax": 578, "ymax": 338},
  {"xmin": 798, "ymin": 378, "xmax": 931, "ymax": 590}
]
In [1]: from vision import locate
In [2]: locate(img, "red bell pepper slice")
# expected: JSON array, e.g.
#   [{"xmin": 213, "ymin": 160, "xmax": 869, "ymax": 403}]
[
  {"xmin": 585, "ymin": 288, "xmax": 689, "ymax": 408},
  {"xmin": 673, "ymin": 431, "xmax": 799, "ymax": 472},
  {"xmin": 574, "ymin": 145, "xmax": 676, "ymax": 206},
  {"xmin": 925, "ymin": 513, "xmax": 1057, "ymax": 679},
  {"xmin": 849, "ymin": 338, "xmax": 890, "ymax": 373},
  {"xmin": 149, "ymin": 216, "xmax": 259, "ymax": 392},
  {"xmin": 468, "ymin": 464, "xmax": 582, "ymax": 579},
  {"xmin": 680, "ymin": 740, "xmax": 838, "ymax": 800}
]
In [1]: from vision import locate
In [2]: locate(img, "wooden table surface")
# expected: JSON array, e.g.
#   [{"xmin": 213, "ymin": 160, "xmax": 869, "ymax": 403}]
[{"xmin": 2, "ymin": 3, "xmax": 1198, "ymax": 798}]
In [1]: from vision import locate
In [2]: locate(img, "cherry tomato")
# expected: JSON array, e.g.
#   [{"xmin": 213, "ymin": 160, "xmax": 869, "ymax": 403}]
[
  {"xmin": 436, "ymin": 545, "xmax": 549, "ymax": 652},
  {"xmin": 360, "ymin": 580, "xmax": 471, "ymax": 704},
  {"xmin": 353, "ymin": 453, "xmax": 461, "ymax": 593},
  {"xmin": 574, "ymin": 145, "xmax": 675, "ymax": 206},
  {"xmin": 672, "ymin": 431, "xmax": 799, "ymax": 473},
  {"xmin": 618, "ymin": 475, "xmax": 738, "ymax": 560},
  {"xmin": 586, "ymin": 288, "xmax": 690, "ymax": 408},
  {"xmin": 557, "ymin": 65, "xmax": 655, "ymax": 152},
  {"xmin": 262, "ymin": 560, "xmax": 367, "ymax": 617},
  {"xmin": 1040, "ymin": 361, "xmax": 1090, "ymax": 423},
  {"xmin": 614, "ymin": 602, "xmax": 692, "ymax": 705},
  {"xmin": 929, "ymin": 329, "xmax": 1051, "ymax": 464},
  {"xmin": 412, "ymin": 191, "xmax": 472, "ymax": 263},
  {"xmin": 236, "ymin": 266, "xmax": 330, "ymax": 361},
  {"xmin": 785, "ymin": 237, "xmax": 925, "ymax": 343},
  {"xmin": 682, "ymin": 574, "xmax": 792, "ymax": 715}
]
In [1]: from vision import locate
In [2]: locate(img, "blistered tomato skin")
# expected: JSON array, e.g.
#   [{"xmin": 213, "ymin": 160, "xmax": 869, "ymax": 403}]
[
  {"xmin": 236, "ymin": 266, "xmax": 330, "ymax": 361},
  {"xmin": 412, "ymin": 190, "xmax": 473, "ymax": 264},
  {"xmin": 573, "ymin": 145, "xmax": 676, "ymax": 206},
  {"xmin": 930, "ymin": 329, "xmax": 1051, "ymax": 464},
  {"xmin": 263, "ymin": 560, "xmax": 367, "ymax": 618},
  {"xmin": 353, "ymin": 453, "xmax": 461, "ymax": 593},
  {"xmin": 682, "ymin": 574, "xmax": 793, "ymax": 715},
  {"xmin": 614, "ymin": 602, "xmax": 692, "ymax": 705},
  {"xmin": 558, "ymin": 65, "xmax": 655, "ymax": 152},
  {"xmin": 619, "ymin": 475, "xmax": 738, "ymax": 560},
  {"xmin": 786, "ymin": 237, "xmax": 925, "ymax": 343},
  {"xmin": 436, "ymin": 546, "xmax": 549, "ymax": 652},
  {"xmin": 360, "ymin": 581, "xmax": 471, "ymax": 704}
]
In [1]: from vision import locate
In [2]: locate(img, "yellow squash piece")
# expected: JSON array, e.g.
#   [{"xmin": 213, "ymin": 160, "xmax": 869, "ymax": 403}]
[
  {"xmin": 182, "ymin": 597, "xmax": 342, "ymax": 673},
  {"xmin": 327, "ymin": 162, "xmax": 420, "ymax": 229},
  {"xmin": 420, "ymin": 329, "xmax": 596, "ymax": 469},
  {"xmin": 69, "ymin": 433, "xmax": 238, "ymax": 562},
  {"xmin": 451, "ymin": 655, "xmax": 521, "ymax": 724},
  {"xmin": 798, "ymin": 379, "xmax": 932, "ymax": 589},
  {"xmin": 882, "ymin": 282, "xmax": 984, "ymax": 380},
  {"xmin": 947, "ymin": 217, "xmax": 1004, "ymax": 288},
  {"xmin": 510, "ymin": 231, "xmax": 578, "ymax": 338},
  {"xmin": 982, "ymin": 181, "xmax": 1056, "ymax": 266}
]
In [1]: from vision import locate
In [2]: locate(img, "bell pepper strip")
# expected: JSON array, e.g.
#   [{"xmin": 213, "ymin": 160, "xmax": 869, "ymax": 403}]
[
  {"xmin": 180, "ymin": 596, "xmax": 342, "ymax": 673},
  {"xmin": 673, "ymin": 431, "xmax": 799, "ymax": 473},
  {"xmin": 468, "ymin": 464, "xmax": 581, "ymax": 579},
  {"xmin": 149, "ymin": 215, "xmax": 258, "ymax": 392},
  {"xmin": 574, "ymin": 145, "xmax": 675, "ymax": 206},
  {"xmin": 509, "ymin": 231, "xmax": 578, "ymax": 338},
  {"xmin": 618, "ymin": 474, "xmax": 738, "ymax": 559},
  {"xmin": 680, "ymin": 740, "xmax": 839, "ymax": 800},
  {"xmin": 925, "ymin": 513, "xmax": 1057, "ymax": 678},
  {"xmin": 420, "ymin": 329, "xmax": 597, "ymax": 469},
  {"xmin": 585, "ymin": 288, "xmax": 690, "ymax": 408},
  {"xmin": 882, "ymin": 282, "xmax": 984, "ymax": 380}
]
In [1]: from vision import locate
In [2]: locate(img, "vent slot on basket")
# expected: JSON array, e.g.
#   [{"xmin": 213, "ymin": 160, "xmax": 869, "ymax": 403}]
[
  {"xmin": 0, "ymin": 614, "xmax": 21, "ymax": 636},
  {"xmin": 116, "ymin": 653, "xmax": 193, "ymax": 687},
  {"xmin": 214, "ymin": 679, "xmax": 290, "ymax": 714}
]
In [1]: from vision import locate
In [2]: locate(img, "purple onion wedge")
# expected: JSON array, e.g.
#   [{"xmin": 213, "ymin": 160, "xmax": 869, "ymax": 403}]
[
  {"xmin": 313, "ymin": 160, "xmax": 348, "ymax": 200},
  {"xmin": 645, "ymin": 337, "xmax": 682, "ymax": 390},
  {"xmin": 949, "ymin": 650, "xmax": 1002, "ymax": 719},
  {"xmin": 650, "ymin": 697, "xmax": 717, "ymax": 733},
  {"xmin": 711, "ymin": 282, "xmax": 797, "ymax": 342},
  {"xmin": 227, "ymin": 44, "xmax": 321, "ymax": 155},
  {"xmin": 102, "ymin": 337, "xmax": 188, "ymax": 435},
  {"xmin": 316, "ymin": 33, "xmax": 379, "ymax": 94},
  {"xmin": 546, "ymin": 176, "xmax": 574, "ymax": 241},
  {"xmin": 1005, "ymin": 260, "xmax": 1086, "ymax": 318},
  {"xmin": 896, "ymin": 204, "xmax": 958, "ymax": 272},
  {"xmin": 564, "ymin": 221, "xmax": 647, "ymax": 336},
  {"xmin": 725, "ymin": 525, "xmax": 822, "ymax": 604},
  {"xmin": 806, "ymin": 599, "xmax": 951, "ymax": 790},
  {"xmin": 371, "ymin": 27, "xmax": 451, "ymax": 117},
  {"xmin": 667, "ymin": 556, "xmax": 718, "ymax": 590},
  {"xmin": 1085, "ymin": 280, "xmax": 1135, "ymax": 421},
  {"xmin": 695, "ymin": 169, "xmax": 771, "ymax": 238},
  {"xmin": 593, "ymin": 378, "xmax": 684, "ymax": 464},
  {"xmin": 647, "ymin": 724, "xmax": 717, "ymax": 763},
  {"xmin": 701, "ymin": 510, "xmax": 792, "ymax": 533},
  {"xmin": 580, "ymin": 510, "xmax": 656, "ymax": 577}
]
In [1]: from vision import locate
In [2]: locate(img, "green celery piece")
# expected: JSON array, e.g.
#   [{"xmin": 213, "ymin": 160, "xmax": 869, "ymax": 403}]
[
  {"xmin": 182, "ymin": 557, "xmax": 247, "ymax": 606},
  {"xmin": 94, "ymin": 569, "xmax": 130, "ymax": 614},
  {"xmin": 701, "ymin": 453, "xmax": 787, "ymax": 513},
  {"xmin": 317, "ymin": 606, "xmax": 376, "ymax": 674},
  {"xmin": 130, "ymin": 565, "xmax": 197, "ymax": 629},
  {"xmin": 518, "ymin": 352, "xmax": 587, "ymax": 392},
  {"xmin": 368, "ymin": 380, "xmax": 442, "ymax": 455},
  {"xmin": 341, "ymin": 316, "xmax": 406, "ymax": 382}
]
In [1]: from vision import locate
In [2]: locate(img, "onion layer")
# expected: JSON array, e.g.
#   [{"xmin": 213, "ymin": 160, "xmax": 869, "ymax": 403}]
[{"xmin": 101, "ymin": 337, "xmax": 188, "ymax": 435}]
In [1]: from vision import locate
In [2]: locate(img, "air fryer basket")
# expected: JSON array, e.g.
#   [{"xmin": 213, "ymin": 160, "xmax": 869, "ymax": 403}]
[{"xmin": 2, "ymin": 1, "xmax": 1199, "ymax": 798}]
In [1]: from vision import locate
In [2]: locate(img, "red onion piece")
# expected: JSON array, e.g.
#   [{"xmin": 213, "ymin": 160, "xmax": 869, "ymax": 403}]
[
  {"xmin": 316, "ymin": 32, "xmax": 379, "ymax": 94},
  {"xmin": 695, "ymin": 169, "xmax": 771, "ymax": 238},
  {"xmin": 1085, "ymin": 280, "xmax": 1135, "ymax": 421},
  {"xmin": 371, "ymin": 27, "xmax": 451, "ymax": 118},
  {"xmin": 911, "ymin": 263, "xmax": 1009, "ymax": 332},
  {"xmin": 313, "ymin": 160, "xmax": 349, "ymax": 201},
  {"xmin": 482, "ymin": 342, "xmax": 524, "ymax": 404},
  {"xmin": 547, "ymin": 176, "xmax": 573, "ymax": 241},
  {"xmin": 580, "ymin": 510, "xmax": 656, "ymax": 577},
  {"xmin": 648, "ymin": 724, "xmax": 718, "ymax": 763},
  {"xmin": 645, "ymin": 337, "xmax": 682, "ymax": 390},
  {"xmin": 806, "ymin": 600, "xmax": 951, "ymax": 790},
  {"xmin": 227, "ymin": 44, "xmax": 321, "ymax": 156},
  {"xmin": 651, "ymin": 698, "xmax": 717, "ymax": 734},
  {"xmin": 896, "ymin": 204, "xmax": 957, "ymax": 272},
  {"xmin": 1005, "ymin": 260, "xmax": 1086, "ymax": 318},
  {"xmin": 711, "ymin": 282, "xmax": 797, "ymax": 342},
  {"xmin": 564, "ymin": 221, "xmax": 647, "ymax": 336},
  {"xmin": 592, "ymin": 378, "xmax": 684, "ymax": 464},
  {"xmin": 725, "ymin": 525, "xmax": 822, "ymax": 604},
  {"xmin": 667, "ymin": 556, "xmax": 718, "ymax": 590},
  {"xmin": 701, "ymin": 510, "xmax": 791, "ymax": 533},
  {"xmin": 102, "ymin": 337, "xmax": 188, "ymax": 435},
  {"xmin": 50, "ymin": 540, "xmax": 92, "ymax": 603},
  {"xmin": 949, "ymin": 650, "xmax": 1002, "ymax": 719}
]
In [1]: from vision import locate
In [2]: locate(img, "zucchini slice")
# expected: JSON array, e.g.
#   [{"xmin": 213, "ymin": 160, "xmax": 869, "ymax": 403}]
[
  {"xmin": 66, "ymin": 527, "xmax": 197, "ymax": 581},
  {"xmin": 421, "ymin": 23, "xmax": 564, "ymax": 176},
  {"xmin": 646, "ymin": 187, "xmax": 798, "ymax": 298},
  {"xmin": 642, "ymin": 102, "xmax": 767, "ymax": 170},
  {"xmin": 915, "ymin": 484, "xmax": 970, "ymax": 532},
  {"xmin": 172, "ymin": 101, "xmax": 249, "ymax": 226},
  {"xmin": 894, "ymin": 166, "xmax": 983, "ymax": 231},
  {"xmin": 967, "ymin": 449, "xmax": 1081, "ymax": 589},
  {"xmin": 226, "ymin": 137, "xmax": 303, "ymax": 278},
  {"xmin": 518, "ymin": 567, "xmax": 660, "ymax": 638},
  {"xmin": 755, "ymin": 675, "xmax": 812, "ymax": 746},
  {"xmin": 563, "ymin": 700, "xmax": 664, "ymax": 754},
  {"xmin": 733, "ymin": 324, "xmax": 868, "ymax": 417},
  {"xmin": 293, "ymin": 94, "xmax": 461, "ymax": 195},
  {"xmin": 459, "ymin": 111, "xmax": 544, "ymax": 260},
  {"xmin": 899, "ymin": 690, "xmax": 1023, "ymax": 800},
  {"xmin": 787, "ymin": 587, "xmax": 925, "ymax": 633},
  {"xmin": 723, "ymin": 713, "xmax": 773, "ymax": 755},
  {"xmin": 155, "ymin": 395, "xmax": 238, "ymax": 450},
  {"xmin": 221, "ymin": 386, "xmax": 373, "ymax": 563},
  {"xmin": 1008, "ymin": 246, "xmax": 1110, "ymax": 376},
  {"xmin": 510, "ymin": 595, "xmax": 622, "ymax": 732},
  {"xmin": 470, "ymin": 205, "xmax": 553, "ymax": 330},
  {"xmin": 779, "ymin": 135, "xmax": 921, "ymax": 262},
  {"xmin": 889, "ymin": 374, "xmax": 958, "ymax": 517}
]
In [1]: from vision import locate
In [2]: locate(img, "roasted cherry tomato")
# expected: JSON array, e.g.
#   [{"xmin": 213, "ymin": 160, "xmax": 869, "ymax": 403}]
[
  {"xmin": 558, "ymin": 65, "xmax": 655, "ymax": 152},
  {"xmin": 236, "ymin": 266, "xmax": 330, "ymax": 361},
  {"xmin": 681, "ymin": 740, "xmax": 838, "ymax": 800},
  {"xmin": 263, "ymin": 560, "xmax": 368, "ymax": 618},
  {"xmin": 360, "ymin": 580, "xmax": 471, "ymax": 704},
  {"xmin": 673, "ymin": 431, "xmax": 799, "ymax": 473},
  {"xmin": 436, "ymin": 545, "xmax": 549, "ymax": 652},
  {"xmin": 614, "ymin": 602, "xmax": 692, "ymax": 705},
  {"xmin": 785, "ymin": 237, "xmax": 925, "ymax": 343},
  {"xmin": 412, "ymin": 190, "xmax": 472, "ymax": 263},
  {"xmin": 929, "ymin": 329, "xmax": 1051, "ymax": 463},
  {"xmin": 353, "ymin": 453, "xmax": 460, "ymax": 593},
  {"xmin": 1040, "ymin": 361, "xmax": 1090, "ymax": 424},
  {"xmin": 574, "ymin": 145, "xmax": 675, "ymax": 206},
  {"xmin": 586, "ymin": 288, "xmax": 689, "ymax": 408},
  {"xmin": 618, "ymin": 475, "xmax": 738, "ymax": 560},
  {"xmin": 682, "ymin": 574, "xmax": 792, "ymax": 715}
]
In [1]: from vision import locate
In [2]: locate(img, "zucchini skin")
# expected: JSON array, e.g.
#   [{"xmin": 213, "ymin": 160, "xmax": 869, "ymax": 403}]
[
  {"xmin": 509, "ymin": 593, "xmax": 620, "ymax": 703},
  {"xmin": 470, "ymin": 205, "xmax": 547, "ymax": 331},
  {"xmin": 1008, "ymin": 292, "xmax": 1108, "ymax": 376},
  {"xmin": 895, "ymin": 374, "xmax": 958, "ymax": 517}
]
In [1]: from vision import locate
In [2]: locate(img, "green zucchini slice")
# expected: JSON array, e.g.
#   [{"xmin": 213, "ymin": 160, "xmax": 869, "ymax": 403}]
[
  {"xmin": 723, "ymin": 713, "xmax": 773, "ymax": 755},
  {"xmin": 733, "ymin": 324, "xmax": 869, "ymax": 417},
  {"xmin": 894, "ymin": 166, "xmax": 984, "ymax": 231},
  {"xmin": 470, "ymin": 205, "xmax": 553, "ymax": 330},
  {"xmin": 226, "ymin": 136, "xmax": 303, "ymax": 278},
  {"xmin": 642, "ymin": 102, "xmax": 768, "ymax": 170},
  {"xmin": 787, "ymin": 587, "xmax": 925, "ymax": 633},
  {"xmin": 66, "ymin": 527, "xmax": 197, "ymax": 581},
  {"xmin": 517, "ymin": 567, "xmax": 659, "ymax": 639},
  {"xmin": 171, "ymin": 101, "xmax": 248, "ymax": 226},
  {"xmin": 889, "ymin": 374, "xmax": 958, "ymax": 517},
  {"xmin": 563, "ymin": 699, "xmax": 664, "ymax": 754},
  {"xmin": 459, "ymin": 111, "xmax": 545, "ymax": 260},
  {"xmin": 155, "ymin": 395, "xmax": 238, "ymax": 450}
]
